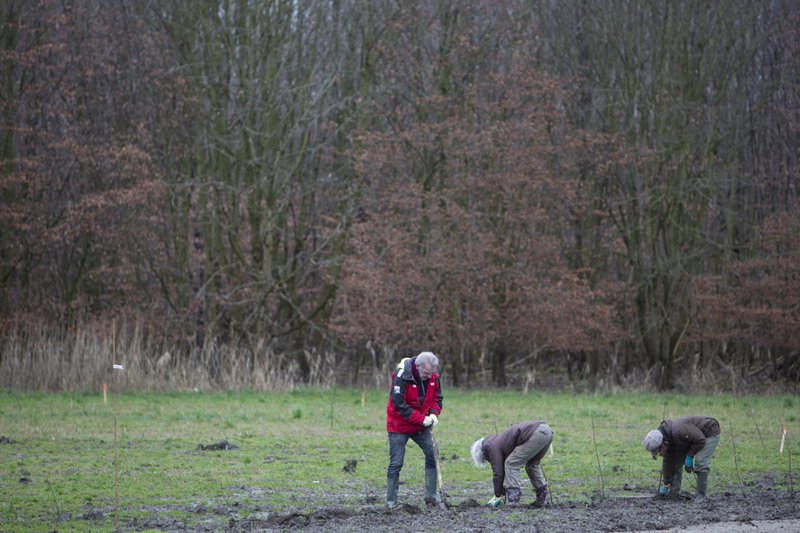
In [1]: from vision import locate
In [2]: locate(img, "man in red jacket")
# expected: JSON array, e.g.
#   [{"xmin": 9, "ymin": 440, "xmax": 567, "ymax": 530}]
[
  {"xmin": 470, "ymin": 420, "xmax": 554, "ymax": 508},
  {"xmin": 642, "ymin": 415, "xmax": 721, "ymax": 502},
  {"xmin": 385, "ymin": 351, "xmax": 443, "ymax": 509}
]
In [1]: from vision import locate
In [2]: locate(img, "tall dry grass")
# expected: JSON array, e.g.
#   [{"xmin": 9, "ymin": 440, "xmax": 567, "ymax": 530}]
[
  {"xmin": 2, "ymin": 321, "xmax": 795, "ymax": 393},
  {"xmin": 0, "ymin": 321, "xmax": 361, "ymax": 391}
]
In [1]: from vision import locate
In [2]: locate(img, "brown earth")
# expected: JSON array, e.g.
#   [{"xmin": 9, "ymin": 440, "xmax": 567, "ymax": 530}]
[{"xmin": 105, "ymin": 483, "xmax": 798, "ymax": 532}]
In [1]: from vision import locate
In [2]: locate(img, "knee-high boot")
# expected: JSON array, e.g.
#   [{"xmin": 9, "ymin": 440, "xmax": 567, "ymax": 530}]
[
  {"xmin": 695, "ymin": 471, "xmax": 709, "ymax": 502},
  {"xmin": 386, "ymin": 476, "xmax": 399, "ymax": 509},
  {"xmin": 424, "ymin": 468, "xmax": 444, "ymax": 508}
]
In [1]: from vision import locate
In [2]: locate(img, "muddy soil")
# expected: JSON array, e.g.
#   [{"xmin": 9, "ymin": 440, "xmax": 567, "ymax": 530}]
[{"xmin": 112, "ymin": 486, "xmax": 798, "ymax": 532}]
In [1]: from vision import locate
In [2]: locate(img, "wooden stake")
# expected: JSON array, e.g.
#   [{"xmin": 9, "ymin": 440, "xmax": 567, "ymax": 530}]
[
  {"xmin": 361, "ymin": 390, "xmax": 366, "ymax": 409},
  {"xmin": 103, "ymin": 383, "xmax": 107, "ymax": 404},
  {"xmin": 430, "ymin": 429, "xmax": 447, "ymax": 508}
]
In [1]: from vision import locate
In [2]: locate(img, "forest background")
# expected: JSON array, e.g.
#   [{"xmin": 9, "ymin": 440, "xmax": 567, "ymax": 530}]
[{"xmin": 1, "ymin": 0, "xmax": 798, "ymax": 392}]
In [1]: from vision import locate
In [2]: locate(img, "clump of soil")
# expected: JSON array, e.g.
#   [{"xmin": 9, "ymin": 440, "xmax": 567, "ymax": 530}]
[{"xmin": 196, "ymin": 440, "xmax": 239, "ymax": 451}]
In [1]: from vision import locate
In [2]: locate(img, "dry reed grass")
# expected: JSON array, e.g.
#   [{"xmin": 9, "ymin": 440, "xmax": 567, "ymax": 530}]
[
  {"xmin": 0, "ymin": 320, "xmax": 345, "ymax": 391},
  {"xmin": 2, "ymin": 321, "xmax": 795, "ymax": 394}
]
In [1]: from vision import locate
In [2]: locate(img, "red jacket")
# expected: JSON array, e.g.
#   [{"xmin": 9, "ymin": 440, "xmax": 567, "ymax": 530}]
[{"xmin": 386, "ymin": 357, "xmax": 443, "ymax": 434}]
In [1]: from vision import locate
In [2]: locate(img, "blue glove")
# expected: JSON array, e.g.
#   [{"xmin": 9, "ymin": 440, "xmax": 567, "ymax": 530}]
[
  {"xmin": 658, "ymin": 484, "xmax": 670, "ymax": 496},
  {"xmin": 684, "ymin": 455, "xmax": 694, "ymax": 473}
]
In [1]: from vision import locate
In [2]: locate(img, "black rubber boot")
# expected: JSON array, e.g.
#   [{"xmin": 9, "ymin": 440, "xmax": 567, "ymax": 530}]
[
  {"xmin": 506, "ymin": 487, "xmax": 522, "ymax": 507},
  {"xmin": 424, "ymin": 468, "xmax": 445, "ymax": 508},
  {"xmin": 386, "ymin": 476, "xmax": 399, "ymax": 509},
  {"xmin": 533, "ymin": 485, "xmax": 549, "ymax": 507},
  {"xmin": 694, "ymin": 472, "xmax": 709, "ymax": 502}
]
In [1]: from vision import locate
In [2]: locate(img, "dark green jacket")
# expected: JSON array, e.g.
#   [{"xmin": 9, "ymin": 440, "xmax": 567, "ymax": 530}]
[{"xmin": 659, "ymin": 416, "xmax": 720, "ymax": 485}]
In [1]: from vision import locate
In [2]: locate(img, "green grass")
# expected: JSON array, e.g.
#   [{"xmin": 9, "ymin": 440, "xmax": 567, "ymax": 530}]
[{"xmin": 1, "ymin": 388, "xmax": 797, "ymax": 531}]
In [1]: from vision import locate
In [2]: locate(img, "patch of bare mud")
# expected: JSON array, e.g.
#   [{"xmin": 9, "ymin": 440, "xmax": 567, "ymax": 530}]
[
  {"xmin": 638, "ymin": 519, "xmax": 800, "ymax": 533},
  {"xmin": 117, "ymin": 488, "xmax": 798, "ymax": 533}
]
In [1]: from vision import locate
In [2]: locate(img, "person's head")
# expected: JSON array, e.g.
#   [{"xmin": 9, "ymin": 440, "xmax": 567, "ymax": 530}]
[
  {"xmin": 415, "ymin": 351, "xmax": 439, "ymax": 379},
  {"xmin": 470, "ymin": 438, "xmax": 486, "ymax": 467},
  {"xmin": 642, "ymin": 429, "xmax": 663, "ymax": 458}
]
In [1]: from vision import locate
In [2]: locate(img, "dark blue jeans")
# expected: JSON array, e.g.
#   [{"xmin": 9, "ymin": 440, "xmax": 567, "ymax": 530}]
[{"xmin": 387, "ymin": 429, "xmax": 436, "ymax": 478}]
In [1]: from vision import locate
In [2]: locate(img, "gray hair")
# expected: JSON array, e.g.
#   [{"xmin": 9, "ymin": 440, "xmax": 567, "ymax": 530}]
[
  {"xmin": 415, "ymin": 351, "xmax": 439, "ymax": 372},
  {"xmin": 471, "ymin": 438, "xmax": 486, "ymax": 467},
  {"xmin": 642, "ymin": 429, "xmax": 663, "ymax": 452}
]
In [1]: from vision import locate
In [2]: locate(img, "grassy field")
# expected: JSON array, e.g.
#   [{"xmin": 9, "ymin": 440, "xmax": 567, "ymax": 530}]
[{"xmin": 1, "ymin": 388, "xmax": 797, "ymax": 532}]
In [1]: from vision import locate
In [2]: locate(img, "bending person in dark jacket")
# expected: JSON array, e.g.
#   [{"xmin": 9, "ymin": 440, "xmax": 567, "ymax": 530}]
[
  {"xmin": 385, "ymin": 352, "xmax": 444, "ymax": 509},
  {"xmin": 470, "ymin": 421, "xmax": 554, "ymax": 507},
  {"xmin": 642, "ymin": 416, "xmax": 721, "ymax": 502}
]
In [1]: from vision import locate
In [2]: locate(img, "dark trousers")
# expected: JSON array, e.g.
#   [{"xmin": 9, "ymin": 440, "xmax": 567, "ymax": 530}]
[{"xmin": 387, "ymin": 429, "xmax": 436, "ymax": 478}]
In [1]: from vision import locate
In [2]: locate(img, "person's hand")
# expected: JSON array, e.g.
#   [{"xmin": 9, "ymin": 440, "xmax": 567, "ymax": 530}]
[
  {"xmin": 658, "ymin": 484, "xmax": 670, "ymax": 496},
  {"xmin": 429, "ymin": 414, "xmax": 439, "ymax": 427},
  {"xmin": 423, "ymin": 415, "xmax": 434, "ymax": 427},
  {"xmin": 684, "ymin": 455, "xmax": 694, "ymax": 473},
  {"xmin": 487, "ymin": 495, "xmax": 504, "ymax": 507}
]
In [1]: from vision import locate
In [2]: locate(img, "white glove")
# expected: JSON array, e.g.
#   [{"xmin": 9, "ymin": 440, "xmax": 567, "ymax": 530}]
[
  {"xmin": 429, "ymin": 414, "xmax": 439, "ymax": 427},
  {"xmin": 423, "ymin": 415, "xmax": 434, "ymax": 427},
  {"xmin": 487, "ymin": 495, "xmax": 504, "ymax": 507}
]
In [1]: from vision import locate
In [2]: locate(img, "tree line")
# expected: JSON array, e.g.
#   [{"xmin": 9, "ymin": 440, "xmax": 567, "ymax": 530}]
[{"xmin": 1, "ymin": 0, "xmax": 798, "ymax": 390}]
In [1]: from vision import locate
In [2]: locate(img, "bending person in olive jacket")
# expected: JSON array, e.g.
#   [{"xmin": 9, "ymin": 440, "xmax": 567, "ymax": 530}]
[
  {"xmin": 642, "ymin": 416, "xmax": 721, "ymax": 501},
  {"xmin": 470, "ymin": 421, "xmax": 554, "ymax": 507}
]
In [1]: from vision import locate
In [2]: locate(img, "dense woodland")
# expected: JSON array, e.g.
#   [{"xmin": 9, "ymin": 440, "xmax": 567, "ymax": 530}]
[{"xmin": 1, "ymin": 1, "xmax": 798, "ymax": 391}]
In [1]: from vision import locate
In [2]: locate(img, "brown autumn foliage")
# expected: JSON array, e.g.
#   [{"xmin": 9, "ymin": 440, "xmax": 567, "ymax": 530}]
[
  {"xmin": 1, "ymin": 0, "xmax": 797, "ymax": 391},
  {"xmin": 332, "ymin": 46, "xmax": 623, "ymax": 384},
  {"xmin": 0, "ymin": 2, "xmax": 174, "ymax": 330},
  {"xmin": 691, "ymin": 211, "xmax": 800, "ymax": 381}
]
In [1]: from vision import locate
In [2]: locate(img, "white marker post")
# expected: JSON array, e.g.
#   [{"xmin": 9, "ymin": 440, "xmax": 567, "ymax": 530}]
[{"xmin": 780, "ymin": 425, "xmax": 787, "ymax": 454}]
